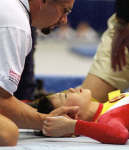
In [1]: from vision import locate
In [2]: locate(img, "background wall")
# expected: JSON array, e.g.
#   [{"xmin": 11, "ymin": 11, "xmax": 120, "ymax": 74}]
[
  {"xmin": 34, "ymin": 0, "xmax": 116, "ymax": 92},
  {"xmin": 68, "ymin": 0, "xmax": 115, "ymax": 33}
]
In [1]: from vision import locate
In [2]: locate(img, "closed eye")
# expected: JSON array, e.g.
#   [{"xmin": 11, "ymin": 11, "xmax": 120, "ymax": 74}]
[{"xmin": 65, "ymin": 93, "xmax": 67, "ymax": 99}]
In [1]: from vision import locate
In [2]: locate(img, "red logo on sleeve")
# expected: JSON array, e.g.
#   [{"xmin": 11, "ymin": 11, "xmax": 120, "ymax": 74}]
[{"xmin": 9, "ymin": 70, "xmax": 21, "ymax": 86}]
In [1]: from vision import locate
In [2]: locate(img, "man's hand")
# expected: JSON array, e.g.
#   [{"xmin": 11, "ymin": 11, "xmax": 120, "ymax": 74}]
[
  {"xmin": 49, "ymin": 106, "xmax": 79, "ymax": 117},
  {"xmin": 42, "ymin": 116, "xmax": 77, "ymax": 137},
  {"xmin": 111, "ymin": 23, "xmax": 129, "ymax": 71}
]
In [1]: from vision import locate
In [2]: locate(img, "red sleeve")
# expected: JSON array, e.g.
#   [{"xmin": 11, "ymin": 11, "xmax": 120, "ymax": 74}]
[{"xmin": 74, "ymin": 119, "xmax": 129, "ymax": 144}]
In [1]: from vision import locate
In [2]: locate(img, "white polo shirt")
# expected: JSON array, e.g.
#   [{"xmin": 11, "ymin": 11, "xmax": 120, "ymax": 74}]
[{"xmin": 0, "ymin": 0, "xmax": 32, "ymax": 95}]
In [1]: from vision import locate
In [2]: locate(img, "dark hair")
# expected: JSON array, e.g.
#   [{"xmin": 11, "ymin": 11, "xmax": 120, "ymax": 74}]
[
  {"xmin": 34, "ymin": 94, "xmax": 54, "ymax": 136},
  {"xmin": 37, "ymin": 94, "xmax": 54, "ymax": 114},
  {"xmin": 42, "ymin": 0, "xmax": 46, "ymax": 3},
  {"xmin": 33, "ymin": 79, "xmax": 55, "ymax": 136},
  {"xmin": 41, "ymin": 28, "xmax": 51, "ymax": 35}
]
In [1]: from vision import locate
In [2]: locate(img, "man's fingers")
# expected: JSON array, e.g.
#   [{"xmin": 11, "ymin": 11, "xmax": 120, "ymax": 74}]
[
  {"xmin": 42, "ymin": 126, "xmax": 51, "ymax": 136},
  {"xmin": 50, "ymin": 106, "xmax": 79, "ymax": 116},
  {"xmin": 111, "ymin": 28, "xmax": 127, "ymax": 71},
  {"xmin": 42, "ymin": 128, "xmax": 47, "ymax": 135},
  {"xmin": 111, "ymin": 52, "xmax": 117, "ymax": 71},
  {"xmin": 43, "ymin": 117, "xmax": 59, "ymax": 126},
  {"xmin": 111, "ymin": 24, "xmax": 129, "ymax": 71},
  {"xmin": 61, "ymin": 106, "xmax": 79, "ymax": 114},
  {"xmin": 121, "ymin": 52, "xmax": 126, "ymax": 67},
  {"xmin": 117, "ymin": 53, "xmax": 122, "ymax": 71},
  {"xmin": 44, "ymin": 116, "xmax": 65, "ymax": 126},
  {"xmin": 44, "ymin": 116, "xmax": 56, "ymax": 123},
  {"xmin": 111, "ymin": 42, "xmax": 127, "ymax": 71},
  {"xmin": 45, "ymin": 116, "xmax": 63, "ymax": 121},
  {"xmin": 119, "ymin": 48, "xmax": 126, "ymax": 69}
]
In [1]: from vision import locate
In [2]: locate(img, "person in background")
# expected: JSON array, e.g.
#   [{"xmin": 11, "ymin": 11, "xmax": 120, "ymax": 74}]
[
  {"xmin": 81, "ymin": 0, "xmax": 129, "ymax": 102},
  {"xmin": 75, "ymin": 22, "xmax": 100, "ymax": 44},
  {"xmin": 47, "ymin": 24, "xmax": 75, "ymax": 41}
]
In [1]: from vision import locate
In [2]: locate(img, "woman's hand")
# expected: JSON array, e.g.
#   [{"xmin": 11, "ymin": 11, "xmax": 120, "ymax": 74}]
[{"xmin": 42, "ymin": 116, "xmax": 77, "ymax": 137}]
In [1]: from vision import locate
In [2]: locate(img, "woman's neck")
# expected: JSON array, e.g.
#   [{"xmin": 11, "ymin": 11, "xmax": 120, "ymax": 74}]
[{"xmin": 86, "ymin": 101, "xmax": 100, "ymax": 121}]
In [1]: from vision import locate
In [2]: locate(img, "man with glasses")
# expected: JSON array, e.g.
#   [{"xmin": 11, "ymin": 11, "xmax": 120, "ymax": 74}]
[{"xmin": 0, "ymin": 0, "xmax": 77, "ymax": 146}]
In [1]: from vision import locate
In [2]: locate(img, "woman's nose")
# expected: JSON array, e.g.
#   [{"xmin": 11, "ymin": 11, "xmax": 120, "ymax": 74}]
[
  {"xmin": 68, "ymin": 88, "xmax": 75, "ymax": 93},
  {"xmin": 75, "ymin": 87, "xmax": 83, "ymax": 93}
]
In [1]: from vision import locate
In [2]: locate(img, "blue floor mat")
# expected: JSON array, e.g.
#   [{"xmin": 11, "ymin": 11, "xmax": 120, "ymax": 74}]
[{"xmin": 70, "ymin": 44, "xmax": 98, "ymax": 57}]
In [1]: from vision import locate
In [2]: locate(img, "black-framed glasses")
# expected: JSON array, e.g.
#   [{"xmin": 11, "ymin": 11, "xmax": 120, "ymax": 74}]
[
  {"xmin": 41, "ymin": 7, "xmax": 72, "ymax": 35},
  {"xmin": 63, "ymin": 8, "xmax": 72, "ymax": 16},
  {"xmin": 55, "ymin": 7, "xmax": 72, "ymax": 26}
]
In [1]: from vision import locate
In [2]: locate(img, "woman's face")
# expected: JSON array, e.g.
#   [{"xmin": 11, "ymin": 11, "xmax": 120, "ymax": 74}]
[{"xmin": 49, "ymin": 88, "xmax": 92, "ymax": 121}]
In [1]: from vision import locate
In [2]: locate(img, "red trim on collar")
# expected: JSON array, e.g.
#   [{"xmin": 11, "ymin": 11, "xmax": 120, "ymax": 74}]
[{"xmin": 92, "ymin": 103, "xmax": 103, "ymax": 122}]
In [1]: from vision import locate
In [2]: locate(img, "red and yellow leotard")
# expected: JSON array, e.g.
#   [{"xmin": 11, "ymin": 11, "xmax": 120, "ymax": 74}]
[{"xmin": 74, "ymin": 91, "xmax": 129, "ymax": 144}]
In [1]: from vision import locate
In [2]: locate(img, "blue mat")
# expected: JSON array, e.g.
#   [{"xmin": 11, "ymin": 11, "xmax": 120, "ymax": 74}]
[
  {"xmin": 36, "ymin": 75, "xmax": 85, "ymax": 93},
  {"xmin": 70, "ymin": 44, "xmax": 98, "ymax": 57}
]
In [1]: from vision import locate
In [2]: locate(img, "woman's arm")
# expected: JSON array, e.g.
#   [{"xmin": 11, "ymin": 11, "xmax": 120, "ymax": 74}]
[
  {"xmin": 75, "ymin": 119, "xmax": 128, "ymax": 144},
  {"xmin": 43, "ymin": 116, "xmax": 128, "ymax": 144}
]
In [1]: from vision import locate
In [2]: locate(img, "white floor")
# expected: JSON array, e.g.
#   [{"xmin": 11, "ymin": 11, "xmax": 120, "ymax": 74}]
[
  {"xmin": 1, "ymin": 130, "xmax": 129, "ymax": 150},
  {"xmin": 34, "ymin": 37, "xmax": 94, "ymax": 77}
]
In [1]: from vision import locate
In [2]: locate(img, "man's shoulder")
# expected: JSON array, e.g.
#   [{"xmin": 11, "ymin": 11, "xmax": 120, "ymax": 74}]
[{"xmin": 0, "ymin": 0, "xmax": 30, "ymax": 33}]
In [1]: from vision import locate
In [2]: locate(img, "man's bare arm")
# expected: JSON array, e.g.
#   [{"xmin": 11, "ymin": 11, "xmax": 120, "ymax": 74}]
[
  {"xmin": 0, "ymin": 87, "xmax": 79, "ymax": 130},
  {"xmin": 81, "ymin": 74, "xmax": 116, "ymax": 102},
  {"xmin": 0, "ymin": 87, "xmax": 47, "ymax": 130}
]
